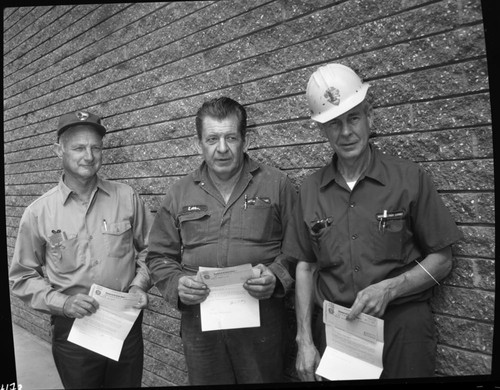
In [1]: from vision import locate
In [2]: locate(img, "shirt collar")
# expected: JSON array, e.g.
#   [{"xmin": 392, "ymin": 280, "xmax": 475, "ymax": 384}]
[
  {"xmin": 192, "ymin": 153, "xmax": 259, "ymax": 183},
  {"xmin": 320, "ymin": 144, "xmax": 387, "ymax": 189},
  {"xmin": 57, "ymin": 174, "xmax": 110, "ymax": 205}
]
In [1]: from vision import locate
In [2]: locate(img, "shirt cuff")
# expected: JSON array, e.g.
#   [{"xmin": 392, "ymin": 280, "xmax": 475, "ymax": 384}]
[
  {"xmin": 268, "ymin": 260, "xmax": 294, "ymax": 297},
  {"xmin": 129, "ymin": 274, "xmax": 151, "ymax": 293},
  {"xmin": 48, "ymin": 291, "xmax": 70, "ymax": 317}
]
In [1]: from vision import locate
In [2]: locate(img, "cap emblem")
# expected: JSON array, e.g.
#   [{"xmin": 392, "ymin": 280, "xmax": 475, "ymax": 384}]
[
  {"xmin": 76, "ymin": 111, "xmax": 89, "ymax": 121},
  {"xmin": 324, "ymin": 87, "xmax": 340, "ymax": 106}
]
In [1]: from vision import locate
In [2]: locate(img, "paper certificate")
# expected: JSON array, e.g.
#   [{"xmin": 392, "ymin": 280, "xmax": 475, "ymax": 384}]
[
  {"xmin": 316, "ymin": 301, "xmax": 384, "ymax": 381},
  {"xmin": 198, "ymin": 264, "xmax": 260, "ymax": 332},
  {"xmin": 67, "ymin": 284, "xmax": 141, "ymax": 361}
]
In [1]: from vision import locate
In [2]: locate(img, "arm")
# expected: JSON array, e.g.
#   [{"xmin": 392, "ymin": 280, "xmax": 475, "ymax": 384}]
[
  {"xmin": 9, "ymin": 208, "xmax": 69, "ymax": 316},
  {"xmin": 295, "ymin": 261, "xmax": 322, "ymax": 382},
  {"xmin": 347, "ymin": 246, "xmax": 453, "ymax": 320},
  {"xmin": 348, "ymin": 167, "xmax": 460, "ymax": 320},
  {"xmin": 145, "ymin": 195, "xmax": 209, "ymax": 308},
  {"xmin": 247, "ymin": 175, "xmax": 298, "ymax": 298},
  {"xmin": 127, "ymin": 190, "xmax": 154, "ymax": 309}
]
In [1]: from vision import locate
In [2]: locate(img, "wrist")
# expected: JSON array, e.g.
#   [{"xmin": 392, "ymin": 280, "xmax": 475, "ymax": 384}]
[
  {"xmin": 62, "ymin": 296, "xmax": 70, "ymax": 318},
  {"xmin": 385, "ymin": 274, "xmax": 406, "ymax": 302},
  {"xmin": 295, "ymin": 331, "xmax": 315, "ymax": 347}
]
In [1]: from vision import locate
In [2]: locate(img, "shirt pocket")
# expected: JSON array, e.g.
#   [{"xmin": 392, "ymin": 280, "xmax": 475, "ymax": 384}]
[
  {"xmin": 48, "ymin": 235, "xmax": 82, "ymax": 273},
  {"xmin": 178, "ymin": 211, "xmax": 210, "ymax": 248},
  {"xmin": 370, "ymin": 214, "xmax": 407, "ymax": 263},
  {"xmin": 239, "ymin": 200, "xmax": 274, "ymax": 242},
  {"xmin": 102, "ymin": 220, "xmax": 133, "ymax": 259},
  {"xmin": 310, "ymin": 223, "xmax": 344, "ymax": 269}
]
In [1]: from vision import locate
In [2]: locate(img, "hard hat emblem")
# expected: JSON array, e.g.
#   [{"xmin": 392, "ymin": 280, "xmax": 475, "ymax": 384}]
[
  {"xmin": 324, "ymin": 87, "xmax": 340, "ymax": 106},
  {"xmin": 76, "ymin": 111, "xmax": 89, "ymax": 121}
]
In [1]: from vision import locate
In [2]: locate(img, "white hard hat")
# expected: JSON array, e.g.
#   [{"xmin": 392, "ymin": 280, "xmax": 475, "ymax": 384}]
[{"xmin": 306, "ymin": 63, "xmax": 370, "ymax": 123}]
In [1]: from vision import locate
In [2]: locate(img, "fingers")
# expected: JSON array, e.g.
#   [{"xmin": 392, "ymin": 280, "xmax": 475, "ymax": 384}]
[
  {"xmin": 178, "ymin": 276, "xmax": 210, "ymax": 305},
  {"xmin": 63, "ymin": 294, "xmax": 99, "ymax": 318},
  {"xmin": 348, "ymin": 286, "xmax": 388, "ymax": 320},
  {"xmin": 296, "ymin": 344, "xmax": 323, "ymax": 382},
  {"xmin": 244, "ymin": 265, "xmax": 276, "ymax": 299},
  {"xmin": 129, "ymin": 287, "xmax": 149, "ymax": 309}
]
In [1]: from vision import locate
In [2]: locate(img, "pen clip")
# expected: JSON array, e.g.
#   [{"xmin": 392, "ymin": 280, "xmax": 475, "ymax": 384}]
[{"xmin": 378, "ymin": 210, "xmax": 387, "ymax": 234}]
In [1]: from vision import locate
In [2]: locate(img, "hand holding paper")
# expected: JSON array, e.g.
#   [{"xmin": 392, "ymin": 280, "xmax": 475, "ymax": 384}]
[
  {"xmin": 197, "ymin": 264, "xmax": 261, "ymax": 331},
  {"xmin": 178, "ymin": 275, "xmax": 210, "ymax": 305},
  {"xmin": 128, "ymin": 285, "xmax": 149, "ymax": 309},
  {"xmin": 243, "ymin": 264, "xmax": 275, "ymax": 299},
  {"xmin": 68, "ymin": 284, "xmax": 142, "ymax": 361},
  {"xmin": 63, "ymin": 293, "xmax": 99, "ymax": 318},
  {"xmin": 316, "ymin": 301, "xmax": 384, "ymax": 381},
  {"xmin": 347, "ymin": 280, "xmax": 393, "ymax": 320}
]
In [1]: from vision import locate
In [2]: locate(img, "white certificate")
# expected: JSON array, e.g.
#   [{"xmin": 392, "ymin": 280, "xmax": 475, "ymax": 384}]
[
  {"xmin": 198, "ymin": 264, "xmax": 260, "ymax": 332},
  {"xmin": 67, "ymin": 284, "xmax": 141, "ymax": 361},
  {"xmin": 316, "ymin": 301, "xmax": 384, "ymax": 380}
]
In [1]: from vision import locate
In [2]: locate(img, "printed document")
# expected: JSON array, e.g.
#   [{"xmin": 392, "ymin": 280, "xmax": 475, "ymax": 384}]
[
  {"xmin": 67, "ymin": 284, "xmax": 141, "ymax": 361},
  {"xmin": 316, "ymin": 301, "xmax": 384, "ymax": 380},
  {"xmin": 198, "ymin": 264, "xmax": 260, "ymax": 331}
]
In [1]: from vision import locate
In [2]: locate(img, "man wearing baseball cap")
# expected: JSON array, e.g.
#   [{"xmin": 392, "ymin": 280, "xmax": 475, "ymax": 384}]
[
  {"xmin": 9, "ymin": 110, "xmax": 153, "ymax": 388},
  {"xmin": 285, "ymin": 64, "xmax": 462, "ymax": 380}
]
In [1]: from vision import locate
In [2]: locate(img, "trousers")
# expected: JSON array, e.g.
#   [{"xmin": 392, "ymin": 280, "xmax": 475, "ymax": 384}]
[
  {"xmin": 180, "ymin": 297, "xmax": 289, "ymax": 385},
  {"xmin": 313, "ymin": 300, "xmax": 437, "ymax": 378},
  {"xmin": 51, "ymin": 311, "xmax": 144, "ymax": 389}
]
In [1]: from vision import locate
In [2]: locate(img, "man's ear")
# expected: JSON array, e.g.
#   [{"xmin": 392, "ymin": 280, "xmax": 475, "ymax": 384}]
[
  {"xmin": 367, "ymin": 105, "xmax": 374, "ymax": 128},
  {"xmin": 243, "ymin": 130, "xmax": 252, "ymax": 152},
  {"xmin": 318, "ymin": 123, "xmax": 327, "ymax": 138},
  {"xmin": 53, "ymin": 142, "xmax": 63, "ymax": 159},
  {"xmin": 194, "ymin": 136, "xmax": 202, "ymax": 154}
]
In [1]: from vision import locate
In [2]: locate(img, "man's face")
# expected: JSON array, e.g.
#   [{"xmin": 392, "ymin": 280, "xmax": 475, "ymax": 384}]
[
  {"xmin": 197, "ymin": 115, "xmax": 248, "ymax": 182},
  {"xmin": 318, "ymin": 102, "xmax": 373, "ymax": 162},
  {"xmin": 55, "ymin": 125, "xmax": 103, "ymax": 182}
]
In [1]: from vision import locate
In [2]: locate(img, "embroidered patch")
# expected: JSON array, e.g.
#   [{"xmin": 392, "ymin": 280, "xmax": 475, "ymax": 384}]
[
  {"xmin": 48, "ymin": 229, "xmax": 67, "ymax": 247},
  {"xmin": 324, "ymin": 87, "xmax": 340, "ymax": 105},
  {"xmin": 181, "ymin": 205, "xmax": 208, "ymax": 213},
  {"xmin": 76, "ymin": 111, "xmax": 89, "ymax": 121}
]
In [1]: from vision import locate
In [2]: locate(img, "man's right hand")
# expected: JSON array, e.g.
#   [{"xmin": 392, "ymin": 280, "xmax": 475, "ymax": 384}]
[
  {"xmin": 178, "ymin": 275, "xmax": 210, "ymax": 305},
  {"xmin": 296, "ymin": 341, "xmax": 323, "ymax": 382},
  {"xmin": 63, "ymin": 294, "xmax": 99, "ymax": 318}
]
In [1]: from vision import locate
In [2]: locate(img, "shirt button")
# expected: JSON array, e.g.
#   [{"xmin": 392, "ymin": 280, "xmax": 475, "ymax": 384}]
[
  {"xmin": 89, "ymin": 235, "xmax": 93, "ymax": 240},
  {"xmin": 350, "ymin": 202, "xmax": 355, "ymax": 208},
  {"xmin": 354, "ymin": 266, "xmax": 360, "ymax": 272},
  {"xmin": 352, "ymin": 234, "xmax": 358, "ymax": 240},
  {"xmin": 200, "ymin": 182, "xmax": 205, "ymax": 186}
]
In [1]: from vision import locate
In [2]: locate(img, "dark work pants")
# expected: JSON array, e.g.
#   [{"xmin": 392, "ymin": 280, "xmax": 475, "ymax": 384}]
[
  {"xmin": 180, "ymin": 297, "xmax": 289, "ymax": 385},
  {"xmin": 313, "ymin": 300, "xmax": 437, "ymax": 379},
  {"xmin": 51, "ymin": 312, "xmax": 144, "ymax": 389}
]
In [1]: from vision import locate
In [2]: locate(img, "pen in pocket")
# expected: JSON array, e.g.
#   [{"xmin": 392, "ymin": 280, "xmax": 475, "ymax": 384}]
[{"xmin": 103, "ymin": 219, "xmax": 107, "ymax": 231}]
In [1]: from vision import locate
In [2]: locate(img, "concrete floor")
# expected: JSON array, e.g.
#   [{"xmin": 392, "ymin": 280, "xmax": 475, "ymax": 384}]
[{"xmin": 12, "ymin": 323, "xmax": 63, "ymax": 390}]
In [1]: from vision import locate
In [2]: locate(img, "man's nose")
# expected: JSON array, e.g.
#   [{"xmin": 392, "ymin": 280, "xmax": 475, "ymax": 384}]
[
  {"xmin": 339, "ymin": 120, "xmax": 352, "ymax": 136},
  {"xmin": 217, "ymin": 138, "xmax": 228, "ymax": 153},
  {"xmin": 84, "ymin": 147, "xmax": 94, "ymax": 160}
]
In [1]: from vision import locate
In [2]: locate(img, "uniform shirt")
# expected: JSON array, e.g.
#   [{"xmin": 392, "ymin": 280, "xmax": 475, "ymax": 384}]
[
  {"xmin": 146, "ymin": 155, "xmax": 297, "ymax": 308},
  {"xmin": 9, "ymin": 176, "xmax": 153, "ymax": 316},
  {"xmin": 284, "ymin": 144, "xmax": 462, "ymax": 307}
]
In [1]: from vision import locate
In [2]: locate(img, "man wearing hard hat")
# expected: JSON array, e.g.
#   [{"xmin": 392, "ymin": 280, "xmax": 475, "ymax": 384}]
[{"xmin": 285, "ymin": 64, "xmax": 462, "ymax": 380}]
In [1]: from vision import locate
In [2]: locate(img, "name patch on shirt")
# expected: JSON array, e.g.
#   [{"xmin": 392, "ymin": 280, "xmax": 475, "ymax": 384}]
[{"xmin": 182, "ymin": 205, "xmax": 208, "ymax": 213}]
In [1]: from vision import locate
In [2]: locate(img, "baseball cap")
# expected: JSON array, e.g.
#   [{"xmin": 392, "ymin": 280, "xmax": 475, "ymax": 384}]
[{"xmin": 57, "ymin": 111, "xmax": 107, "ymax": 139}]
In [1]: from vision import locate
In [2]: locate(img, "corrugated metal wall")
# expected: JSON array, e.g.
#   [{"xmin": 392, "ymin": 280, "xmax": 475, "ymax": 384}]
[{"xmin": 4, "ymin": 1, "xmax": 494, "ymax": 385}]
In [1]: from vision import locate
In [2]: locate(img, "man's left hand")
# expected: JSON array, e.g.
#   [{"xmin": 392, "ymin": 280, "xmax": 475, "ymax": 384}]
[
  {"xmin": 129, "ymin": 286, "xmax": 149, "ymax": 309},
  {"xmin": 347, "ymin": 279, "xmax": 393, "ymax": 320},
  {"xmin": 243, "ymin": 264, "xmax": 276, "ymax": 300}
]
